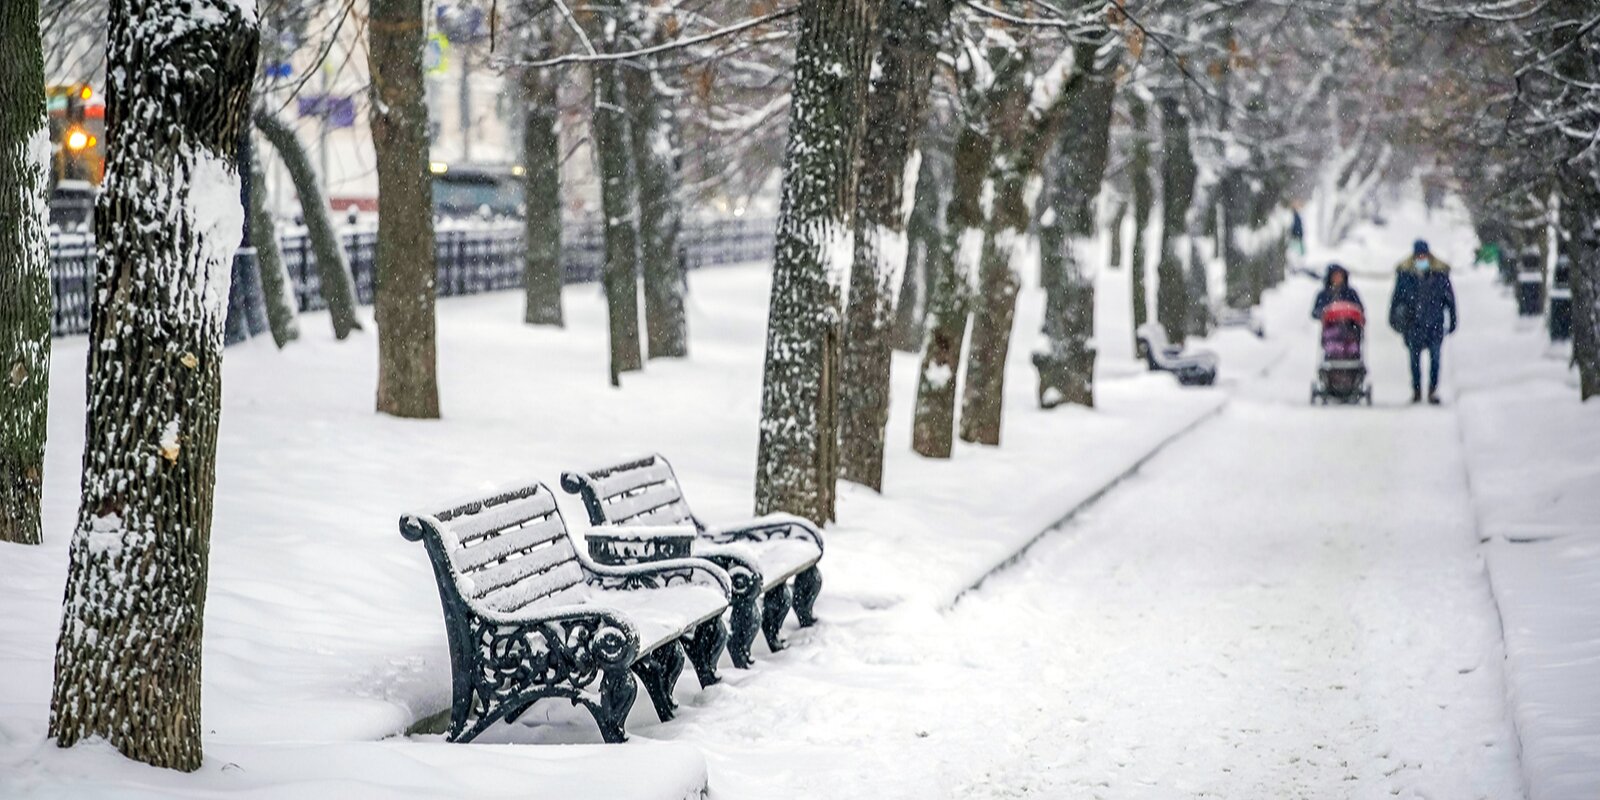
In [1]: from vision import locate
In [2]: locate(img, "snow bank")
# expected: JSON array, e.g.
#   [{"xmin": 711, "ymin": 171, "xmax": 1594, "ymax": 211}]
[{"xmin": 1453, "ymin": 265, "xmax": 1600, "ymax": 800}]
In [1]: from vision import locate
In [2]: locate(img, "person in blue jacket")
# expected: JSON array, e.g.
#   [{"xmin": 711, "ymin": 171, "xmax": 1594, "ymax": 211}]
[
  {"xmin": 1388, "ymin": 240, "xmax": 1458, "ymax": 404},
  {"xmin": 1312, "ymin": 264, "xmax": 1363, "ymax": 319}
]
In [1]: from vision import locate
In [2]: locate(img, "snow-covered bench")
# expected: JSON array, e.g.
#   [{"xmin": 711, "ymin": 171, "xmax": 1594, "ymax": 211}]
[
  {"xmin": 561, "ymin": 454, "xmax": 823, "ymax": 667},
  {"xmin": 400, "ymin": 481, "xmax": 731, "ymax": 744},
  {"xmin": 1136, "ymin": 323, "xmax": 1218, "ymax": 386}
]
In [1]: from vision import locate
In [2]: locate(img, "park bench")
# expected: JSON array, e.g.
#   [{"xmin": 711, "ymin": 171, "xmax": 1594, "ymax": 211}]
[
  {"xmin": 1136, "ymin": 323, "xmax": 1219, "ymax": 386},
  {"xmin": 400, "ymin": 480, "xmax": 732, "ymax": 744},
  {"xmin": 561, "ymin": 454, "xmax": 823, "ymax": 669},
  {"xmin": 1214, "ymin": 306, "xmax": 1265, "ymax": 338}
]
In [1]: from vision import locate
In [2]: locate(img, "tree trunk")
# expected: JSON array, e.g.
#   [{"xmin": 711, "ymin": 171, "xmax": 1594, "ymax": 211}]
[
  {"xmin": 520, "ymin": 64, "xmax": 563, "ymax": 327},
  {"xmin": 369, "ymin": 0, "xmax": 440, "ymax": 418},
  {"xmin": 912, "ymin": 106, "xmax": 990, "ymax": 458},
  {"xmin": 839, "ymin": 0, "xmax": 953, "ymax": 491},
  {"xmin": 249, "ymin": 153, "xmax": 300, "ymax": 348},
  {"xmin": 1185, "ymin": 176, "xmax": 1216, "ymax": 337},
  {"xmin": 754, "ymin": 0, "xmax": 879, "ymax": 523},
  {"xmin": 890, "ymin": 142, "xmax": 945, "ymax": 353},
  {"xmin": 958, "ymin": 40, "xmax": 1080, "ymax": 445},
  {"xmin": 592, "ymin": 52, "xmax": 643, "ymax": 386},
  {"xmin": 1155, "ymin": 96, "xmax": 1195, "ymax": 345},
  {"xmin": 1036, "ymin": 41, "xmax": 1117, "ymax": 410},
  {"xmin": 253, "ymin": 109, "xmax": 362, "ymax": 338},
  {"xmin": 1564, "ymin": 172, "xmax": 1600, "ymax": 400},
  {"xmin": 1220, "ymin": 167, "xmax": 1252, "ymax": 309},
  {"xmin": 0, "ymin": 0, "xmax": 50, "ymax": 546},
  {"xmin": 1129, "ymin": 96, "xmax": 1153, "ymax": 350},
  {"xmin": 625, "ymin": 39, "xmax": 688, "ymax": 360},
  {"xmin": 1107, "ymin": 200, "xmax": 1126, "ymax": 271},
  {"xmin": 49, "ymin": 0, "xmax": 256, "ymax": 771}
]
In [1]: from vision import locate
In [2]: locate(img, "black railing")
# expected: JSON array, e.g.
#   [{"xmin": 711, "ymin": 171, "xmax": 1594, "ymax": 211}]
[{"xmin": 48, "ymin": 215, "xmax": 776, "ymax": 337}]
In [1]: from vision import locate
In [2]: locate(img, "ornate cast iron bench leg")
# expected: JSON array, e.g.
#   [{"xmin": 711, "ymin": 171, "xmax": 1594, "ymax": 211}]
[
  {"xmin": 792, "ymin": 566, "xmax": 822, "ymax": 628},
  {"xmin": 700, "ymin": 552, "xmax": 763, "ymax": 669},
  {"xmin": 761, "ymin": 582, "xmax": 793, "ymax": 652},
  {"xmin": 684, "ymin": 617, "xmax": 729, "ymax": 688},
  {"xmin": 632, "ymin": 643, "xmax": 685, "ymax": 722},
  {"xmin": 593, "ymin": 664, "xmax": 638, "ymax": 743}
]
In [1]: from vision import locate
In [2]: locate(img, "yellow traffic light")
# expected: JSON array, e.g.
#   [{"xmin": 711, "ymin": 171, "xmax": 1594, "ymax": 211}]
[
  {"xmin": 79, "ymin": 86, "xmax": 92, "ymax": 101},
  {"xmin": 65, "ymin": 128, "xmax": 90, "ymax": 151}
]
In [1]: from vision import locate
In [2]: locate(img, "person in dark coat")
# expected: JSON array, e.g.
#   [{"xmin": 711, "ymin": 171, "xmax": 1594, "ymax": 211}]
[
  {"xmin": 1388, "ymin": 239, "xmax": 1458, "ymax": 404},
  {"xmin": 1312, "ymin": 264, "xmax": 1363, "ymax": 319}
]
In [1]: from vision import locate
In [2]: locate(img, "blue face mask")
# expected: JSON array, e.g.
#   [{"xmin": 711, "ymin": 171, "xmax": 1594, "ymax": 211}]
[{"xmin": 1415, "ymin": 256, "xmax": 1431, "ymax": 272}]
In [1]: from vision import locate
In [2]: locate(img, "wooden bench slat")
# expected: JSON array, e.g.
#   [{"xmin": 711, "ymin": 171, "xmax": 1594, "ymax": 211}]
[
  {"xmin": 590, "ymin": 461, "xmax": 676, "ymax": 501},
  {"xmin": 628, "ymin": 504, "xmax": 692, "ymax": 526},
  {"xmin": 603, "ymin": 483, "xmax": 687, "ymax": 524},
  {"xmin": 478, "ymin": 561, "xmax": 586, "ymax": 614},
  {"xmin": 463, "ymin": 538, "xmax": 577, "ymax": 599},
  {"xmin": 451, "ymin": 492, "xmax": 559, "ymax": 542},
  {"xmin": 450, "ymin": 515, "xmax": 568, "ymax": 573}
]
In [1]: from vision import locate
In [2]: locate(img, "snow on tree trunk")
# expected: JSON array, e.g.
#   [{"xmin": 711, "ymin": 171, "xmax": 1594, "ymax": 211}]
[
  {"xmin": 625, "ymin": 24, "xmax": 688, "ymax": 360},
  {"xmin": 754, "ymin": 0, "xmax": 879, "ymax": 523},
  {"xmin": 248, "ymin": 153, "xmax": 300, "ymax": 348},
  {"xmin": 0, "ymin": 0, "xmax": 50, "ymax": 546},
  {"xmin": 839, "ymin": 0, "xmax": 952, "ymax": 491},
  {"xmin": 592, "ymin": 47, "xmax": 644, "ymax": 386},
  {"xmin": 891, "ymin": 146, "xmax": 946, "ymax": 353},
  {"xmin": 369, "ymin": 0, "xmax": 440, "ymax": 418},
  {"xmin": 48, "ymin": 0, "xmax": 257, "ymax": 771},
  {"xmin": 959, "ymin": 39, "xmax": 1080, "ymax": 446},
  {"xmin": 520, "ymin": 62, "xmax": 563, "ymax": 327},
  {"xmin": 1128, "ymin": 95, "xmax": 1154, "ymax": 352},
  {"xmin": 253, "ymin": 108, "xmax": 362, "ymax": 339},
  {"xmin": 912, "ymin": 77, "xmax": 993, "ymax": 458},
  {"xmin": 1036, "ymin": 40, "xmax": 1116, "ymax": 411},
  {"xmin": 1155, "ymin": 96, "xmax": 1196, "ymax": 345}
]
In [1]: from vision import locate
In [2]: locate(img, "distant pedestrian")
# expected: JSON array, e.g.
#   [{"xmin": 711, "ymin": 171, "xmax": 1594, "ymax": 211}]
[
  {"xmin": 1290, "ymin": 205, "xmax": 1306, "ymax": 256},
  {"xmin": 1312, "ymin": 264, "xmax": 1363, "ymax": 319},
  {"xmin": 1388, "ymin": 240, "xmax": 1458, "ymax": 404}
]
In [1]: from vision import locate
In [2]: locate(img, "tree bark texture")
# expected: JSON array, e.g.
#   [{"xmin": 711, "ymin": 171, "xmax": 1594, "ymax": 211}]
[
  {"xmin": 1155, "ymin": 96, "xmax": 1195, "ymax": 345},
  {"xmin": 249, "ymin": 153, "xmax": 301, "ymax": 348},
  {"xmin": 1128, "ymin": 96, "xmax": 1153, "ymax": 351},
  {"xmin": 1036, "ymin": 40, "xmax": 1117, "ymax": 411},
  {"xmin": 49, "ymin": 0, "xmax": 257, "ymax": 771},
  {"xmin": 754, "ymin": 0, "xmax": 879, "ymax": 523},
  {"xmin": 839, "ymin": 0, "xmax": 953, "ymax": 491},
  {"xmin": 253, "ymin": 109, "xmax": 362, "ymax": 339},
  {"xmin": 0, "ymin": 0, "xmax": 50, "ymax": 546},
  {"xmin": 520, "ymin": 63, "xmax": 564, "ymax": 327},
  {"xmin": 624, "ymin": 37, "xmax": 688, "ymax": 359},
  {"xmin": 369, "ymin": 0, "xmax": 440, "ymax": 418},
  {"xmin": 891, "ymin": 146, "xmax": 946, "ymax": 353}
]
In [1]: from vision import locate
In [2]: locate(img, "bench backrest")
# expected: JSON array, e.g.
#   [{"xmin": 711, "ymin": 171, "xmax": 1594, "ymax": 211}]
[
  {"xmin": 407, "ymin": 481, "xmax": 585, "ymax": 615},
  {"xmin": 561, "ymin": 454, "xmax": 698, "ymax": 529}
]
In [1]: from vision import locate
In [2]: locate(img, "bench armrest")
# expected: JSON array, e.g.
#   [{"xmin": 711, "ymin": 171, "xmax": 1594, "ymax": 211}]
[
  {"xmin": 702, "ymin": 512, "xmax": 824, "ymax": 554},
  {"xmin": 582, "ymin": 554, "xmax": 733, "ymax": 599},
  {"xmin": 689, "ymin": 543, "xmax": 766, "ymax": 599}
]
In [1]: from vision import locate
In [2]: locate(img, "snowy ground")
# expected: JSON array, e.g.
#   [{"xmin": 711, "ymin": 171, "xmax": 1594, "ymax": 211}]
[{"xmin": 2, "ymin": 191, "xmax": 1592, "ymax": 798}]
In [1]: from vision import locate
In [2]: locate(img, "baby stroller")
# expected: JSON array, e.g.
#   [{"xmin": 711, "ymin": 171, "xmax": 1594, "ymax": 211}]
[{"xmin": 1310, "ymin": 300, "xmax": 1372, "ymax": 405}]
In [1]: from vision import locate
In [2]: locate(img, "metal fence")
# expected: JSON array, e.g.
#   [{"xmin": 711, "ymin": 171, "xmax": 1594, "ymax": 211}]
[{"xmin": 48, "ymin": 215, "xmax": 776, "ymax": 338}]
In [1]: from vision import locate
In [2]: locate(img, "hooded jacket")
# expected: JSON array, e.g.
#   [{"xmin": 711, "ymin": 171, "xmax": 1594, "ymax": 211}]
[
  {"xmin": 1312, "ymin": 265, "xmax": 1363, "ymax": 320},
  {"xmin": 1388, "ymin": 255, "xmax": 1457, "ymax": 344}
]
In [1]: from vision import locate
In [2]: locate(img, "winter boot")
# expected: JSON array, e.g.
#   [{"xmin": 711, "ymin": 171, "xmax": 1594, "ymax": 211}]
[{"xmin": 1411, "ymin": 389, "xmax": 1422, "ymax": 404}]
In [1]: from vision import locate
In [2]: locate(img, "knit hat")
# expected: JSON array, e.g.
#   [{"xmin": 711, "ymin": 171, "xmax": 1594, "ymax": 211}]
[{"xmin": 1413, "ymin": 240, "xmax": 1430, "ymax": 256}]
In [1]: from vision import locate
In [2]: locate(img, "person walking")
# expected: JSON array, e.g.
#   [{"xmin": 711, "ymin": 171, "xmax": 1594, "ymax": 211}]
[
  {"xmin": 1388, "ymin": 240, "xmax": 1458, "ymax": 404},
  {"xmin": 1312, "ymin": 263, "xmax": 1363, "ymax": 319}
]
